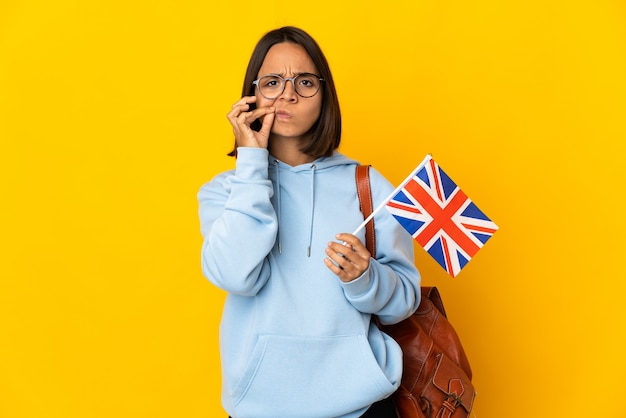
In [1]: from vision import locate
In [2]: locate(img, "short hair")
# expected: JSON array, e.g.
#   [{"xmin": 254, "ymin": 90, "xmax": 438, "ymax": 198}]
[{"xmin": 228, "ymin": 26, "xmax": 341, "ymax": 158}]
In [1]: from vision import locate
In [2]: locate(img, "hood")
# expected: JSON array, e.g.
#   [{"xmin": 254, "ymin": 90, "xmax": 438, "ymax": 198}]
[
  {"xmin": 268, "ymin": 151, "xmax": 359, "ymax": 256},
  {"xmin": 269, "ymin": 151, "xmax": 359, "ymax": 173}
]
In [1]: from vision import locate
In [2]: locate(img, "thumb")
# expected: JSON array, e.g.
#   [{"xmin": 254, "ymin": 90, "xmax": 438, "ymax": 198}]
[{"xmin": 258, "ymin": 108, "xmax": 275, "ymax": 140}]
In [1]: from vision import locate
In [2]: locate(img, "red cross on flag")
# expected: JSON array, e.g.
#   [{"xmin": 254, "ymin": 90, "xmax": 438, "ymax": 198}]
[{"xmin": 385, "ymin": 155, "xmax": 498, "ymax": 277}]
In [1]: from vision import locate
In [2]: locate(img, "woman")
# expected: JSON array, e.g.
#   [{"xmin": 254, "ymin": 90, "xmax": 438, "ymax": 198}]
[{"xmin": 198, "ymin": 26, "xmax": 421, "ymax": 418}]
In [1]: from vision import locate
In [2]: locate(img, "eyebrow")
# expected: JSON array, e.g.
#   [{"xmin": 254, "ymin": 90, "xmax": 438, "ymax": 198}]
[{"xmin": 259, "ymin": 72, "xmax": 320, "ymax": 78}]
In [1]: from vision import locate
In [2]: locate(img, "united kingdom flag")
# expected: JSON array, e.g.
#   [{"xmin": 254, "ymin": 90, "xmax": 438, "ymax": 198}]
[{"xmin": 386, "ymin": 156, "xmax": 498, "ymax": 277}]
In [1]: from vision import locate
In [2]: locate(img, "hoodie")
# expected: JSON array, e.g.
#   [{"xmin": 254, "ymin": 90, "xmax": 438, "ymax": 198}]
[{"xmin": 198, "ymin": 147, "xmax": 421, "ymax": 418}]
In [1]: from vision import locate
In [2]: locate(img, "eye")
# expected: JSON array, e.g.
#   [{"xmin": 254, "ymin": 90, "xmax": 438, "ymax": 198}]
[
  {"xmin": 261, "ymin": 76, "xmax": 282, "ymax": 89},
  {"xmin": 297, "ymin": 74, "xmax": 318, "ymax": 88}
]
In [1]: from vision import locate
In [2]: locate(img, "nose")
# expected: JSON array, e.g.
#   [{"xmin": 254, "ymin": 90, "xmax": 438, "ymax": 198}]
[{"xmin": 280, "ymin": 78, "xmax": 298, "ymax": 101}]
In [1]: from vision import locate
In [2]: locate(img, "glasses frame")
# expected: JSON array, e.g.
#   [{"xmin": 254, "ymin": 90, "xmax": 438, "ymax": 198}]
[{"xmin": 252, "ymin": 73, "xmax": 324, "ymax": 100}]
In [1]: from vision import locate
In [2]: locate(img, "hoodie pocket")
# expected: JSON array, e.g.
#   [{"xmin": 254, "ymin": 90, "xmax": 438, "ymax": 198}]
[{"xmin": 231, "ymin": 334, "xmax": 396, "ymax": 418}]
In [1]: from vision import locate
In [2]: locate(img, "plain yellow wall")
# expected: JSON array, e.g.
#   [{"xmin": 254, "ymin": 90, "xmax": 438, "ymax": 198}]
[{"xmin": 2, "ymin": 1, "xmax": 625, "ymax": 417}]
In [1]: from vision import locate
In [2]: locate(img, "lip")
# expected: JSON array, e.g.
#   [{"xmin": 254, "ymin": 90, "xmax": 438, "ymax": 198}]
[{"xmin": 275, "ymin": 109, "xmax": 293, "ymax": 119}]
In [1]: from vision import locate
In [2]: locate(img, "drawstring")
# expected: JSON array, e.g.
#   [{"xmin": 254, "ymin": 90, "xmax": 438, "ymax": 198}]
[
  {"xmin": 307, "ymin": 164, "xmax": 316, "ymax": 257},
  {"xmin": 273, "ymin": 159, "xmax": 282, "ymax": 254}
]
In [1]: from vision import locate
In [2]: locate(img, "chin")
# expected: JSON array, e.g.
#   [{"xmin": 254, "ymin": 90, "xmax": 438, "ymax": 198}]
[{"xmin": 271, "ymin": 129, "xmax": 310, "ymax": 138}]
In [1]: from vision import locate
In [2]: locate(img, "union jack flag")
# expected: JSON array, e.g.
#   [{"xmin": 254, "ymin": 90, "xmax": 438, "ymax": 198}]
[{"xmin": 386, "ymin": 156, "xmax": 498, "ymax": 277}]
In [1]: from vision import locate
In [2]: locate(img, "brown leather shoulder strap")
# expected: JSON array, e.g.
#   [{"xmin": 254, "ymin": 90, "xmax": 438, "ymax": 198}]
[
  {"xmin": 421, "ymin": 286, "xmax": 447, "ymax": 318},
  {"xmin": 355, "ymin": 165, "xmax": 376, "ymax": 257}
]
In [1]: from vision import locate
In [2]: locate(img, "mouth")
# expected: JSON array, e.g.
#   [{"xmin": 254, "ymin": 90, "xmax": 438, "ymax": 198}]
[{"xmin": 275, "ymin": 109, "xmax": 293, "ymax": 119}]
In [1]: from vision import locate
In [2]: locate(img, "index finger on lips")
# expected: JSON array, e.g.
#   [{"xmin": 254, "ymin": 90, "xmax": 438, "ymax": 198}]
[
  {"xmin": 249, "ymin": 106, "xmax": 275, "ymax": 118},
  {"xmin": 238, "ymin": 106, "xmax": 273, "ymax": 124}
]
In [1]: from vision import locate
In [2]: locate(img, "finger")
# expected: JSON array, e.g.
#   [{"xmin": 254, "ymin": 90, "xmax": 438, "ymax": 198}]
[
  {"xmin": 324, "ymin": 257, "xmax": 344, "ymax": 271},
  {"xmin": 335, "ymin": 234, "xmax": 369, "ymax": 258},
  {"xmin": 233, "ymin": 106, "xmax": 273, "ymax": 128},
  {"xmin": 326, "ymin": 245, "xmax": 350, "ymax": 267},
  {"xmin": 326, "ymin": 244, "xmax": 366, "ymax": 275},
  {"xmin": 328, "ymin": 241, "xmax": 371, "ymax": 278},
  {"xmin": 324, "ymin": 257, "xmax": 351, "ymax": 280},
  {"xmin": 328, "ymin": 241, "xmax": 368, "ymax": 264},
  {"xmin": 228, "ymin": 102, "xmax": 249, "ymax": 115},
  {"xmin": 327, "ymin": 241, "xmax": 352, "ymax": 259},
  {"xmin": 227, "ymin": 109, "xmax": 249, "ymax": 131},
  {"xmin": 335, "ymin": 233, "xmax": 361, "ymax": 248},
  {"xmin": 324, "ymin": 256, "xmax": 361, "ymax": 283},
  {"xmin": 232, "ymin": 96, "xmax": 257, "ymax": 108},
  {"xmin": 248, "ymin": 106, "xmax": 275, "ymax": 119},
  {"xmin": 324, "ymin": 257, "xmax": 342, "ymax": 274},
  {"xmin": 257, "ymin": 108, "xmax": 276, "ymax": 138},
  {"xmin": 227, "ymin": 96, "xmax": 257, "ymax": 121},
  {"xmin": 234, "ymin": 111, "xmax": 251, "ymax": 127}
]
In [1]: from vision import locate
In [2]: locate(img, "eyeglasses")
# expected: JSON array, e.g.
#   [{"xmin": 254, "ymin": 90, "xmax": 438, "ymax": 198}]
[{"xmin": 252, "ymin": 73, "xmax": 324, "ymax": 100}]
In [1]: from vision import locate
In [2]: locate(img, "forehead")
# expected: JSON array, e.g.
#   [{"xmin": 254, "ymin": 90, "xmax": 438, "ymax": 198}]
[{"xmin": 258, "ymin": 42, "xmax": 317, "ymax": 76}]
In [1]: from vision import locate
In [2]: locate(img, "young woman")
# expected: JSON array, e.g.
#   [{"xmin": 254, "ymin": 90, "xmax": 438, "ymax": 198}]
[{"xmin": 198, "ymin": 26, "xmax": 421, "ymax": 418}]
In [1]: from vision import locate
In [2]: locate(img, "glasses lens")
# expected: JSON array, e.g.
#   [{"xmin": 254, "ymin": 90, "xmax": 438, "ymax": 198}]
[
  {"xmin": 258, "ymin": 75, "xmax": 283, "ymax": 99},
  {"xmin": 294, "ymin": 74, "xmax": 321, "ymax": 97}
]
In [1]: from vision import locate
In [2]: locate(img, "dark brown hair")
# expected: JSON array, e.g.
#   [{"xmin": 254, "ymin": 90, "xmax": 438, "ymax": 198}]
[{"xmin": 228, "ymin": 26, "xmax": 341, "ymax": 157}]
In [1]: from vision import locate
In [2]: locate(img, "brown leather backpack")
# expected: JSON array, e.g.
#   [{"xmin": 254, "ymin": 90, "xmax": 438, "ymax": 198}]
[{"xmin": 356, "ymin": 165, "xmax": 476, "ymax": 418}]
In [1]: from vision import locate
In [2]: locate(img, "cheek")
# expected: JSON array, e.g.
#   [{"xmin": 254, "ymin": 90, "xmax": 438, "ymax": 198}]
[
  {"xmin": 308, "ymin": 99, "xmax": 323, "ymax": 123},
  {"xmin": 255, "ymin": 92, "xmax": 274, "ymax": 108}
]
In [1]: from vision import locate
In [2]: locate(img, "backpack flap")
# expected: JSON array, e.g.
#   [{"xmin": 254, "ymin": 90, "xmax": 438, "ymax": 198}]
[{"xmin": 430, "ymin": 352, "xmax": 476, "ymax": 416}]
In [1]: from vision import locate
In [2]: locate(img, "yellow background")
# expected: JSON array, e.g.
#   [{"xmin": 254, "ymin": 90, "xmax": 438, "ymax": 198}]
[{"xmin": 1, "ymin": 0, "xmax": 625, "ymax": 417}]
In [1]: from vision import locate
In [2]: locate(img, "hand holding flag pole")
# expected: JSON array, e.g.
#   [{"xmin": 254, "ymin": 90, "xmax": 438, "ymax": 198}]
[{"xmin": 354, "ymin": 154, "xmax": 498, "ymax": 277}]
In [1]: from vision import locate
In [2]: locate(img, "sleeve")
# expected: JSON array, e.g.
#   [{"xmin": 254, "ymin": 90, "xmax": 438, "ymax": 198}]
[
  {"xmin": 197, "ymin": 147, "xmax": 278, "ymax": 296},
  {"xmin": 341, "ymin": 167, "xmax": 421, "ymax": 325}
]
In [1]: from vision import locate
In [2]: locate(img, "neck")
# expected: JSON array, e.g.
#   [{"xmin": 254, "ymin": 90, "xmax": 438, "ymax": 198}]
[{"xmin": 269, "ymin": 136, "xmax": 316, "ymax": 166}]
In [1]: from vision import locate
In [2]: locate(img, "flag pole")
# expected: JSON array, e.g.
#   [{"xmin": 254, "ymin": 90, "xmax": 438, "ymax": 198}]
[{"xmin": 352, "ymin": 154, "xmax": 432, "ymax": 236}]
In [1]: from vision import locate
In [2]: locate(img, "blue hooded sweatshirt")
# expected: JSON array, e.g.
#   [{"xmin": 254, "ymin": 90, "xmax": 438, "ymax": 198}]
[{"xmin": 198, "ymin": 147, "xmax": 421, "ymax": 418}]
